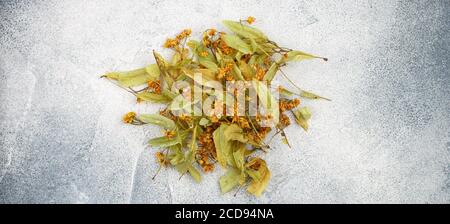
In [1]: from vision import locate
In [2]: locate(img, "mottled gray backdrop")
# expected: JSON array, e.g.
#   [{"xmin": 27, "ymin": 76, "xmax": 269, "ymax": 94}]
[{"xmin": 0, "ymin": 0, "xmax": 449, "ymax": 203}]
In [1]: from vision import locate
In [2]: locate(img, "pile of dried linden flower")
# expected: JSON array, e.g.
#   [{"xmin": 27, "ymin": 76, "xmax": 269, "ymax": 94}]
[{"xmin": 102, "ymin": 17, "xmax": 329, "ymax": 197}]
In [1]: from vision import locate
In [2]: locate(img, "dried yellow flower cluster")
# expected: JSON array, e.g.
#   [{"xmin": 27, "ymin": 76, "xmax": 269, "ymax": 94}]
[{"xmin": 163, "ymin": 29, "xmax": 192, "ymax": 48}]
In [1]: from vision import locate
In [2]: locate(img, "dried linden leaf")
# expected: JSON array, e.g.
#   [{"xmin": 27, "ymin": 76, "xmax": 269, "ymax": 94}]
[
  {"xmin": 168, "ymin": 146, "xmax": 184, "ymax": 165},
  {"xmin": 188, "ymin": 165, "xmax": 201, "ymax": 183},
  {"xmin": 139, "ymin": 114, "xmax": 176, "ymax": 130},
  {"xmin": 199, "ymin": 117, "xmax": 211, "ymax": 126},
  {"xmin": 278, "ymin": 87, "xmax": 331, "ymax": 101},
  {"xmin": 283, "ymin": 50, "xmax": 327, "ymax": 62},
  {"xmin": 222, "ymin": 20, "xmax": 268, "ymax": 41},
  {"xmin": 263, "ymin": 62, "xmax": 279, "ymax": 82},
  {"xmin": 148, "ymin": 136, "xmax": 180, "ymax": 148},
  {"xmin": 149, "ymin": 130, "xmax": 189, "ymax": 147},
  {"xmin": 233, "ymin": 146, "xmax": 246, "ymax": 172},
  {"xmin": 278, "ymin": 86, "xmax": 294, "ymax": 97},
  {"xmin": 153, "ymin": 50, "xmax": 168, "ymax": 70},
  {"xmin": 293, "ymin": 107, "xmax": 312, "ymax": 131},
  {"xmin": 219, "ymin": 168, "xmax": 241, "ymax": 193},
  {"xmin": 239, "ymin": 61, "xmax": 254, "ymax": 79},
  {"xmin": 221, "ymin": 34, "xmax": 252, "ymax": 54},
  {"xmin": 300, "ymin": 90, "xmax": 331, "ymax": 101},
  {"xmin": 232, "ymin": 64, "xmax": 245, "ymax": 81},
  {"xmin": 213, "ymin": 124, "xmax": 233, "ymax": 168},
  {"xmin": 145, "ymin": 64, "xmax": 161, "ymax": 81},
  {"xmin": 137, "ymin": 92, "xmax": 172, "ymax": 103},
  {"xmin": 252, "ymin": 81, "xmax": 279, "ymax": 124},
  {"xmin": 103, "ymin": 68, "xmax": 155, "ymax": 88},
  {"xmin": 224, "ymin": 124, "xmax": 248, "ymax": 143},
  {"xmin": 247, "ymin": 168, "xmax": 271, "ymax": 197},
  {"xmin": 199, "ymin": 58, "xmax": 219, "ymax": 73}
]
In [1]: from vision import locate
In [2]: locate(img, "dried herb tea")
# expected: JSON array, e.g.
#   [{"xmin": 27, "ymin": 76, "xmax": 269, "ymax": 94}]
[{"xmin": 102, "ymin": 17, "xmax": 328, "ymax": 197}]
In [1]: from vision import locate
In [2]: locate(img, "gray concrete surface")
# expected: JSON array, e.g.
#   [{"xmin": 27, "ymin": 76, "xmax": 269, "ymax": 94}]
[{"xmin": 0, "ymin": 0, "xmax": 449, "ymax": 203}]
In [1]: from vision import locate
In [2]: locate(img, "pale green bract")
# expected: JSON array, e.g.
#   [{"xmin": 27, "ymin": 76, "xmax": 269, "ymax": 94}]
[
  {"xmin": 222, "ymin": 20, "xmax": 268, "ymax": 41},
  {"xmin": 300, "ymin": 90, "xmax": 331, "ymax": 101},
  {"xmin": 222, "ymin": 34, "xmax": 253, "ymax": 54},
  {"xmin": 252, "ymin": 81, "xmax": 280, "ymax": 123},
  {"xmin": 137, "ymin": 92, "xmax": 172, "ymax": 103},
  {"xmin": 293, "ymin": 107, "xmax": 312, "ymax": 131},
  {"xmin": 102, "ymin": 64, "xmax": 160, "ymax": 88},
  {"xmin": 139, "ymin": 114, "xmax": 176, "ymax": 130},
  {"xmin": 148, "ymin": 136, "xmax": 180, "ymax": 148},
  {"xmin": 282, "ymin": 50, "xmax": 327, "ymax": 62},
  {"xmin": 219, "ymin": 168, "xmax": 241, "ymax": 193},
  {"xmin": 213, "ymin": 124, "xmax": 232, "ymax": 168},
  {"xmin": 263, "ymin": 62, "xmax": 279, "ymax": 82}
]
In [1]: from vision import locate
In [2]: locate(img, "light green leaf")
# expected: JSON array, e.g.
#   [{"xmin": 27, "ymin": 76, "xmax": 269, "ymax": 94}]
[
  {"xmin": 224, "ymin": 124, "xmax": 247, "ymax": 143},
  {"xmin": 219, "ymin": 168, "xmax": 241, "ymax": 193},
  {"xmin": 239, "ymin": 61, "xmax": 254, "ymax": 79},
  {"xmin": 213, "ymin": 124, "xmax": 232, "ymax": 168},
  {"xmin": 190, "ymin": 125, "xmax": 198, "ymax": 153},
  {"xmin": 199, "ymin": 118, "xmax": 211, "ymax": 126},
  {"xmin": 148, "ymin": 130, "xmax": 189, "ymax": 147},
  {"xmin": 199, "ymin": 58, "xmax": 219, "ymax": 73},
  {"xmin": 171, "ymin": 52, "xmax": 181, "ymax": 66},
  {"xmin": 298, "ymin": 107, "xmax": 312, "ymax": 120},
  {"xmin": 249, "ymin": 38, "xmax": 258, "ymax": 53},
  {"xmin": 182, "ymin": 68, "xmax": 218, "ymax": 88},
  {"xmin": 283, "ymin": 50, "xmax": 327, "ymax": 62},
  {"xmin": 256, "ymin": 54, "xmax": 268, "ymax": 65},
  {"xmin": 148, "ymin": 136, "xmax": 180, "ymax": 148},
  {"xmin": 187, "ymin": 40, "xmax": 200, "ymax": 51},
  {"xmin": 187, "ymin": 165, "xmax": 201, "ymax": 183},
  {"xmin": 293, "ymin": 107, "xmax": 312, "ymax": 131},
  {"xmin": 245, "ymin": 168, "xmax": 262, "ymax": 181},
  {"xmin": 139, "ymin": 114, "xmax": 176, "ymax": 130},
  {"xmin": 103, "ymin": 67, "xmax": 156, "ymax": 88},
  {"xmin": 263, "ymin": 63, "xmax": 279, "ymax": 82},
  {"xmin": 235, "ymin": 52, "xmax": 243, "ymax": 61},
  {"xmin": 260, "ymin": 42, "xmax": 277, "ymax": 54},
  {"xmin": 252, "ymin": 81, "xmax": 279, "ymax": 125},
  {"xmin": 233, "ymin": 146, "xmax": 246, "ymax": 172},
  {"xmin": 280, "ymin": 129, "xmax": 291, "ymax": 148},
  {"xmin": 137, "ymin": 92, "xmax": 172, "ymax": 103},
  {"xmin": 277, "ymin": 87, "xmax": 331, "ymax": 101},
  {"xmin": 278, "ymin": 86, "xmax": 294, "ymax": 97},
  {"xmin": 176, "ymin": 162, "xmax": 188, "ymax": 174},
  {"xmin": 194, "ymin": 69, "xmax": 217, "ymax": 81},
  {"xmin": 102, "ymin": 72, "xmax": 120, "ymax": 80},
  {"xmin": 215, "ymin": 50, "xmax": 223, "ymax": 62},
  {"xmin": 153, "ymin": 50, "xmax": 168, "ymax": 70},
  {"xmin": 222, "ymin": 34, "xmax": 252, "ymax": 54},
  {"xmin": 232, "ymin": 64, "xmax": 245, "ymax": 81},
  {"xmin": 245, "ymin": 158, "xmax": 271, "ymax": 196},
  {"xmin": 222, "ymin": 20, "xmax": 268, "ymax": 41},
  {"xmin": 300, "ymin": 90, "xmax": 331, "ymax": 101},
  {"xmin": 145, "ymin": 64, "xmax": 161, "ymax": 81},
  {"xmin": 162, "ymin": 89, "xmax": 178, "ymax": 100},
  {"xmin": 168, "ymin": 145, "xmax": 184, "ymax": 165},
  {"xmin": 248, "ymin": 55, "xmax": 258, "ymax": 66}
]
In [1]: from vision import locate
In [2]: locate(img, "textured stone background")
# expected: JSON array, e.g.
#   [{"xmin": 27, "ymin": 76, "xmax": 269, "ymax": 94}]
[{"xmin": 0, "ymin": 0, "xmax": 449, "ymax": 203}]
